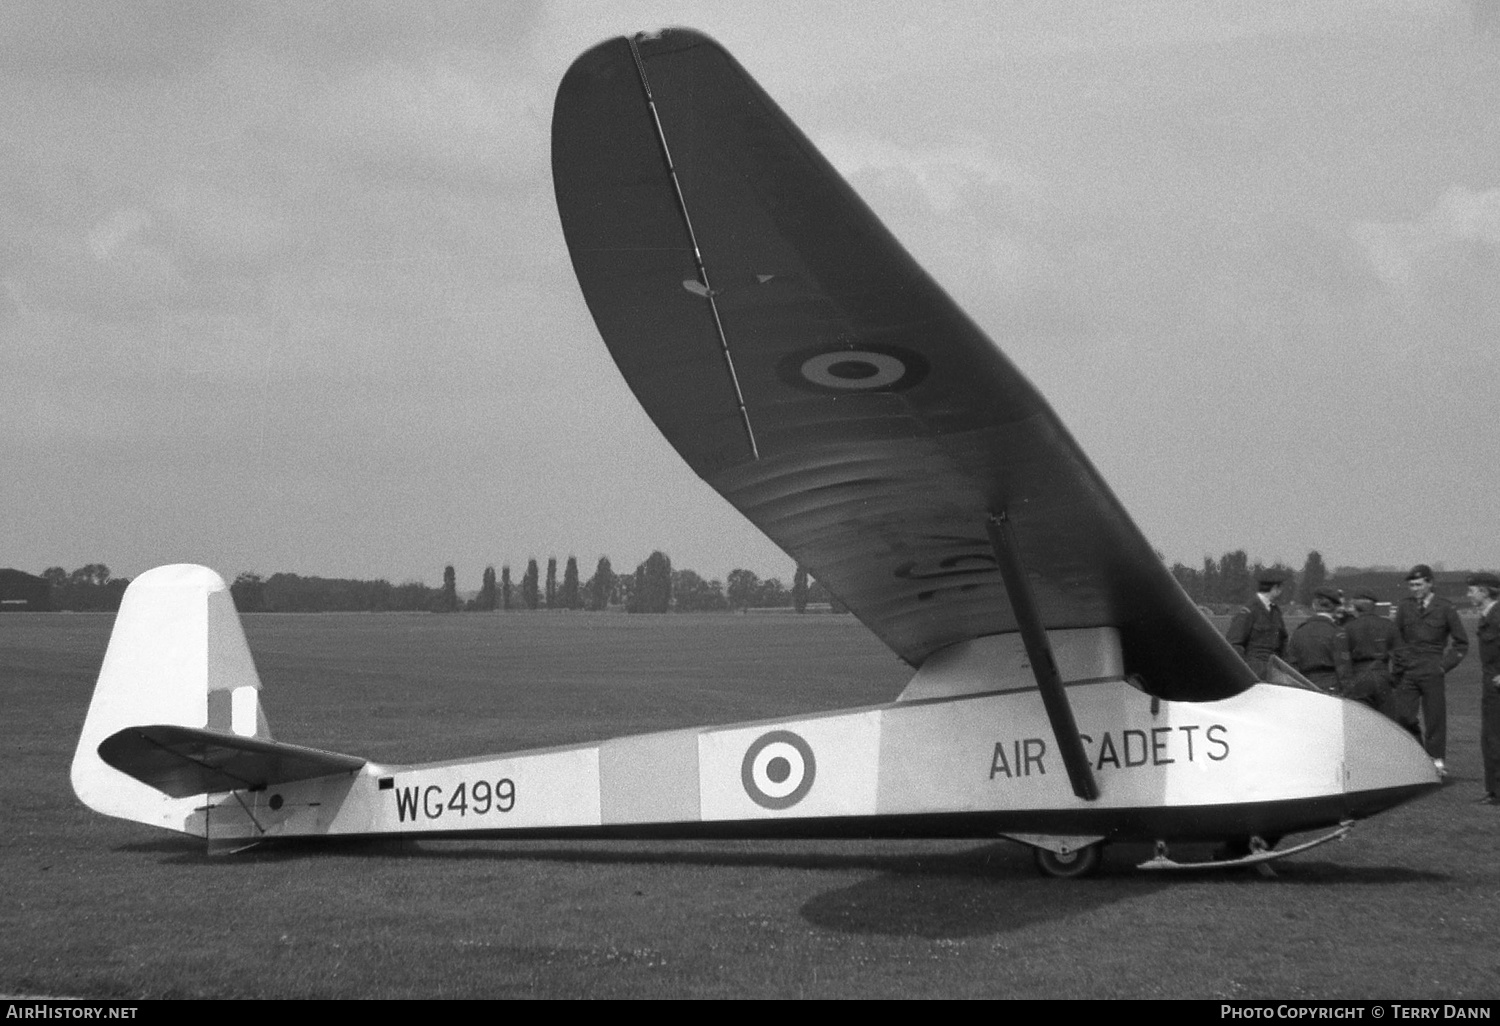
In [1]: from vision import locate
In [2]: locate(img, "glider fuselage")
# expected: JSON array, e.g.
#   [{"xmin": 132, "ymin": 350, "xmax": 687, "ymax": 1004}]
[{"xmin": 146, "ymin": 632, "xmax": 1438, "ymax": 849}]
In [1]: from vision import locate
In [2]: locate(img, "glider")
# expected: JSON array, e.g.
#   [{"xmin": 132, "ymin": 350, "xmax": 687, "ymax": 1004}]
[{"xmin": 72, "ymin": 29, "xmax": 1438, "ymax": 875}]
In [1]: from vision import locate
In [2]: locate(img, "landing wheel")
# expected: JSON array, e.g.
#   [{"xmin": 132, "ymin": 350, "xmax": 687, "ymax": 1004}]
[{"xmin": 1033, "ymin": 842, "xmax": 1104, "ymax": 879}]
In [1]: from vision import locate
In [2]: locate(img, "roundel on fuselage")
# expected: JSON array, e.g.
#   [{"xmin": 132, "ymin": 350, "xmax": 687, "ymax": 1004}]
[{"xmin": 740, "ymin": 729, "xmax": 817, "ymax": 809}]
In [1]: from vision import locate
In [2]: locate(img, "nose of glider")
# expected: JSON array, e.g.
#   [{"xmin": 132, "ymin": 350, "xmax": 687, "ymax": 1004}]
[{"xmin": 1342, "ymin": 699, "xmax": 1441, "ymax": 814}]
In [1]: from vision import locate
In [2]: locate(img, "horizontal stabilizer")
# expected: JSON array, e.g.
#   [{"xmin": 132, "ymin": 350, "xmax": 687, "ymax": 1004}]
[{"xmin": 98, "ymin": 725, "xmax": 366, "ymax": 798}]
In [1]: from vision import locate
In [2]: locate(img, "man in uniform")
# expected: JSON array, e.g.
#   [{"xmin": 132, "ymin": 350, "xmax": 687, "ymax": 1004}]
[
  {"xmin": 1344, "ymin": 587, "xmax": 1398, "ymax": 713},
  {"xmin": 1466, "ymin": 572, "xmax": 1500, "ymax": 805},
  {"xmin": 1287, "ymin": 587, "xmax": 1352, "ymax": 693},
  {"xmin": 1226, "ymin": 569, "xmax": 1289, "ymax": 679},
  {"xmin": 1393, "ymin": 564, "xmax": 1467, "ymax": 777},
  {"xmin": 1333, "ymin": 588, "xmax": 1356, "ymax": 626}
]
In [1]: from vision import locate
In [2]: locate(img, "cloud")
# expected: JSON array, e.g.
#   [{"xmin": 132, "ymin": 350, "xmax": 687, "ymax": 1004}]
[
  {"xmin": 1349, "ymin": 185, "xmax": 1500, "ymax": 354},
  {"xmin": 1352, "ymin": 185, "xmax": 1500, "ymax": 285},
  {"xmin": 152, "ymin": 180, "xmax": 284, "ymax": 266},
  {"xmin": 818, "ymin": 133, "xmax": 1051, "ymax": 219},
  {"xmin": 0, "ymin": 1, "xmax": 546, "ymax": 81},
  {"xmin": 286, "ymin": 56, "xmax": 550, "ymax": 187},
  {"xmin": 0, "ymin": 0, "xmax": 226, "ymax": 80},
  {"xmin": 86, "ymin": 207, "xmax": 150, "ymax": 261},
  {"xmin": 65, "ymin": 205, "xmax": 181, "ymax": 313}
]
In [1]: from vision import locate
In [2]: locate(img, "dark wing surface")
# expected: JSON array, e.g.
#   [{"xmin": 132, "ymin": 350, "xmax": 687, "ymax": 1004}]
[{"xmin": 552, "ymin": 29, "xmax": 1253, "ymax": 700}]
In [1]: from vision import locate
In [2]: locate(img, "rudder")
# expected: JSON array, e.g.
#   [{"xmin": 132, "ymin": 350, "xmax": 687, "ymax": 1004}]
[{"xmin": 71, "ymin": 564, "xmax": 268, "ymax": 833}]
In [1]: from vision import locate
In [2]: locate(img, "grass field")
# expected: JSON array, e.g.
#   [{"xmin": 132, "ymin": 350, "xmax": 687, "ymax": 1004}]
[{"xmin": 2, "ymin": 611, "xmax": 1497, "ymax": 999}]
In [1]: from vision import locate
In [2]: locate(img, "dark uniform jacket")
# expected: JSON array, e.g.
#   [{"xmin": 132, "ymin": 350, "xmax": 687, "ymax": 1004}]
[
  {"xmin": 1288, "ymin": 613, "xmax": 1352, "ymax": 691},
  {"xmin": 1347, "ymin": 610, "xmax": 1398, "ymax": 666},
  {"xmin": 1226, "ymin": 596, "xmax": 1287, "ymax": 676},
  {"xmin": 1394, "ymin": 594, "xmax": 1469, "ymax": 673},
  {"xmin": 1478, "ymin": 602, "xmax": 1500, "ymax": 797},
  {"xmin": 1345, "ymin": 609, "xmax": 1398, "ymax": 703},
  {"xmin": 1477, "ymin": 602, "xmax": 1500, "ymax": 685}
]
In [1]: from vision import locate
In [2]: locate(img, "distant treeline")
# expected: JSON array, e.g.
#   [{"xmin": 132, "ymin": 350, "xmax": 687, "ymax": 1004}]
[
  {"xmin": 229, "ymin": 572, "xmax": 439, "ymax": 613},
  {"xmin": 229, "ymin": 552, "xmax": 846, "ymax": 615},
  {"xmin": 34, "ymin": 565, "xmax": 129, "ymax": 612},
  {"xmin": 1168, "ymin": 551, "xmax": 1300, "ymax": 609},
  {"xmin": 1168, "ymin": 550, "xmax": 1477, "ymax": 610},
  {"xmin": 18, "ymin": 558, "xmax": 846, "ymax": 615},
  {"xmin": 26, "ymin": 552, "xmax": 1479, "ymax": 615}
]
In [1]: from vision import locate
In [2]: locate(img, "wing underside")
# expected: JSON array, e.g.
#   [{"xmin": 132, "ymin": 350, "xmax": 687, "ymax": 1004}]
[
  {"xmin": 98, "ymin": 724, "xmax": 366, "ymax": 798},
  {"xmin": 551, "ymin": 29, "xmax": 1253, "ymax": 701}
]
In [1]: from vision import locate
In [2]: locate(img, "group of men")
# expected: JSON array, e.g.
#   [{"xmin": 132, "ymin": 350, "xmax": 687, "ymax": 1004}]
[{"xmin": 1225, "ymin": 564, "xmax": 1500, "ymax": 804}]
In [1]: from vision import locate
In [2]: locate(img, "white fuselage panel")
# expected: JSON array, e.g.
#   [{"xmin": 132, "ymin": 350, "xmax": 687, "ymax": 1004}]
[{"xmin": 179, "ymin": 679, "xmax": 1435, "ymax": 843}]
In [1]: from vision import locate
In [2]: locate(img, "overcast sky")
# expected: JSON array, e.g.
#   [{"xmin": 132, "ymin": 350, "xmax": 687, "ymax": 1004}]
[{"xmin": 4, "ymin": 1, "xmax": 1499, "ymax": 589}]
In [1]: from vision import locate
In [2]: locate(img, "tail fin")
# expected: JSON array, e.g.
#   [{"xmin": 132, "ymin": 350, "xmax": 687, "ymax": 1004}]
[{"xmin": 71, "ymin": 564, "xmax": 269, "ymax": 833}]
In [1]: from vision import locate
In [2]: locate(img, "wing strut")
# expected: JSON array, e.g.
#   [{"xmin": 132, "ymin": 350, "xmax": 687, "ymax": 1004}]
[
  {"xmin": 986, "ymin": 512, "xmax": 1100, "ymax": 801},
  {"xmin": 625, "ymin": 33, "xmax": 759, "ymax": 460}
]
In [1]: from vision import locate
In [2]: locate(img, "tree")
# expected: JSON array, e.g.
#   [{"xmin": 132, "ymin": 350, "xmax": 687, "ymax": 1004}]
[
  {"xmin": 1201, "ymin": 556, "xmax": 1220, "ymax": 605},
  {"xmin": 230, "ymin": 572, "xmax": 267, "ymax": 613},
  {"xmin": 70, "ymin": 563, "xmax": 112, "ymax": 587},
  {"xmin": 807, "ymin": 576, "xmax": 848, "ymax": 613},
  {"xmin": 586, "ymin": 556, "xmax": 615, "ymax": 611},
  {"xmin": 1218, "ymin": 550, "xmax": 1250, "ymax": 604},
  {"xmin": 630, "ymin": 551, "xmax": 672, "ymax": 613},
  {"xmin": 757, "ymin": 577, "xmax": 789, "ymax": 608},
  {"xmin": 1298, "ymin": 551, "xmax": 1328, "ymax": 607},
  {"xmin": 1266, "ymin": 560, "xmax": 1297, "ymax": 596},
  {"xmin": 477, "ymin": 566, "xmax": 497, "ymax": 611},
  {"xmin": 727, "ymin": 568, "xmax": 760, "ymax": 612},
  {"xmin": 672, "ymin": 569, "xmax": 727, "ymax": 611},
  {"xmin": 545, "ymin": 557, "xmax": 558, "ymax": 609},
  {"xmin": 629, "ymin": 563, "xmax": 644, "ymax": 612},
  {"xmin": 392, "ymin": 580, "xmax": 434, "ymax": 611},
  {"xmin": 793, "ymin": 565, "xmax": 809, "ymax": 613},
  {"xmin": 1249, "ymin": 559, "xmax": 1267, "ymax": 598},
  {"xmin": 560, "ymin": 556, "xmax": 582, "ymax": 610},
  {"xmin": 614, "ymin": 568, "xmax": 635, "ymax": 611},
  {"xmin": 1169, "ymin": 562, "xmax": 1201, "ymax": 602},
  {"xmin": 522, "ymin": 559, "xmax": 540, "ymax": 610},
  {"xmin": 501, "ymin": 565, "xmax": 512, "ymax": 611},
  {"xmin": 439, "ymin": 565, "xmax": 459, "ymax": 612},
  {"xmin": 217, "ymin": 571, "xmax": 442, "ymax": 612}
]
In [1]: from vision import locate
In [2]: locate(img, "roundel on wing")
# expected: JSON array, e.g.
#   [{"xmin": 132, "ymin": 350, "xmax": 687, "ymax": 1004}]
[
  {"xmin": 740, "ymin": 730, "xmax": 816, "ymax": 809},
  {"xmin": 775, "ymin": 345, "xmax": 929, "ymax": 395}
]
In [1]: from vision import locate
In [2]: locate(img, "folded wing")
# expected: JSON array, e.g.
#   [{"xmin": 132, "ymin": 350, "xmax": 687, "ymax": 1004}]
[{"xmin": 552, "ymin": 29, "xmax": 1252, "ymax": 700}]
